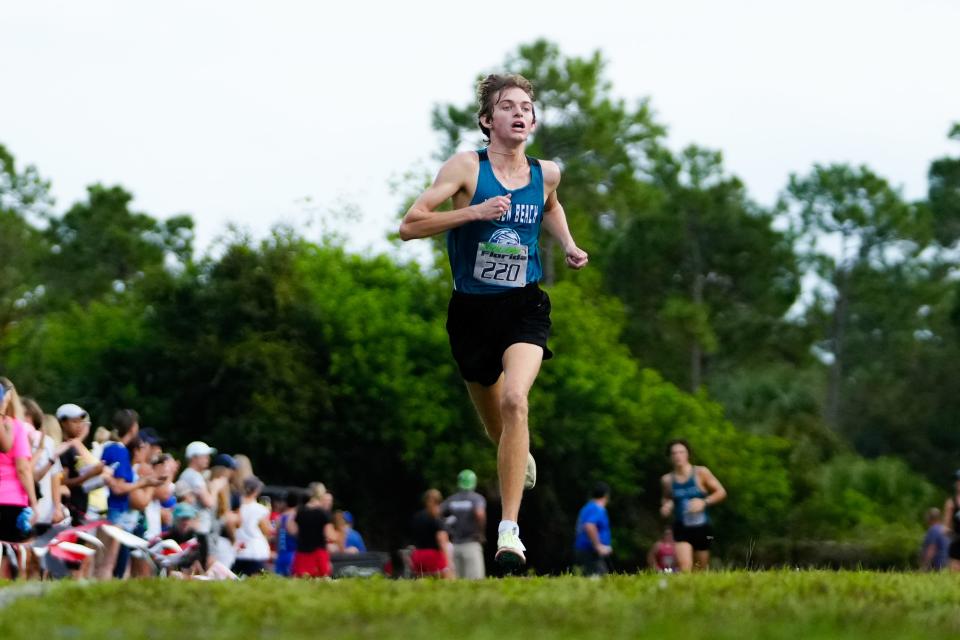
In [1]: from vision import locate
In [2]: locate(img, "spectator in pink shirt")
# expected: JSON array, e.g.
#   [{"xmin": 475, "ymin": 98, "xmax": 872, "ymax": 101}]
[{"xmin": 0, "ymin": 377, "xmax": 38, "ymax": 543}]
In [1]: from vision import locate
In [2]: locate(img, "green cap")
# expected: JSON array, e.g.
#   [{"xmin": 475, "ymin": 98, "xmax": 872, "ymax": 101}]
[
  {"xmin": 173, "ymin": 502, "xmax": 198, "ymax": 520},
  {"xmin": 457, "ymin": 469, "xmax": 477, "ymax": 491}
]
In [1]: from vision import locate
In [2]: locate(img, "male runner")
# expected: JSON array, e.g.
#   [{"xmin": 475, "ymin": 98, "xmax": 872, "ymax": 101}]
[{"xmin": 399, "ymin": 73, "xmax": 588, "ymax": 568}]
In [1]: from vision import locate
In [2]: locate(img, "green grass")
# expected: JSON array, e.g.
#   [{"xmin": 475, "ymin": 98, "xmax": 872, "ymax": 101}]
[{"xmin": 2, "ymin": 572, "xmax": 959, "ymax": 639}]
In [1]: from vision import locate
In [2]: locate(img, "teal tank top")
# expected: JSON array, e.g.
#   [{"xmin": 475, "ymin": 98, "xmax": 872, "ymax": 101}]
[
  {"xmin": 672, "ymin": 468, "xmax": 709, "ymax": 527},
  {"xmin": 447, "ymin": 149, "xmax": 545, "ymax": 294}
]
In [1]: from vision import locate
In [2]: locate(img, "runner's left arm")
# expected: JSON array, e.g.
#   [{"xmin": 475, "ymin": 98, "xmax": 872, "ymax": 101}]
[
  {"xmin": 540, "ymin": 162, "xmax": 588, "ymax": 269},
  {"xmin": 698, "ymin": 467, "xmax": 727, "ymax": 508}
]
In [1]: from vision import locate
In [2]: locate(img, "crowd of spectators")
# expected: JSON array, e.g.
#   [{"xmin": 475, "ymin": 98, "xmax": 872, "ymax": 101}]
[{"xmin": 0, "ymin": 376, "xmax": 367, "ymax": 580}]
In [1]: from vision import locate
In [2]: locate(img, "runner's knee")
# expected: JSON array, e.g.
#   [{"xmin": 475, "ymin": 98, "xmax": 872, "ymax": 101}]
[{"xmin": 500, "ymin": 390, "xmax": 528, "ymax": 419}]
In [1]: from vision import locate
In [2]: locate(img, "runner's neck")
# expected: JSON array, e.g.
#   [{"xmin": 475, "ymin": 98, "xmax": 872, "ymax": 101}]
[
  {"xmin": 673, "ymin": 463, "xmax": 694, "ymax": 479},
  {"xmin": 487, "ymin": 144, "xmax": 528, "ymax": 174}
]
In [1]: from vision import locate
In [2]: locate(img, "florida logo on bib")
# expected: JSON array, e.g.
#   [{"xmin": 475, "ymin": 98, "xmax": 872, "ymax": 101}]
[{"xmin": 473, "ymin": 229, "xmax": 528, "ymax": 288}]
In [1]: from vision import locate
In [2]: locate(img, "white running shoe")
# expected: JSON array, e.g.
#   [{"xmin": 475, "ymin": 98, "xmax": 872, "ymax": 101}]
[
  {"xmin": 525, "ymin": 452, "xmax": 537, "ymax": 490},
  {"xmin": 495, "ymin": 530, "xmax": 527, "ymax": 568}
]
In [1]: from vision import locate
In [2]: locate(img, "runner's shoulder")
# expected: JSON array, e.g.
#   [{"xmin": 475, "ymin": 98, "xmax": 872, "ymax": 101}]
[
  {"xmin": 539, "ymin": 159, "xmax": 561, "ymax": 189},
  {"xmin": 441, "ymin": 150, "xmax": 481, "ymax": 176}
]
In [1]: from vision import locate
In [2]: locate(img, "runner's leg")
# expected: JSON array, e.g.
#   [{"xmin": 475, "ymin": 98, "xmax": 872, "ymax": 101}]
[
  {"xmin": 675, "ymin": 542, "xmax": 694, "ymax": 572},
  {"xmin": 466, "ymin": 375, "xmax": 505, "ymax": 445},
  {"xmin": 693, "ymin": 550, "xmax": 710, "ymax": 571},
  {"xmin": 498, "ymin": 342, "xmax": 543, "ymax": 522}
]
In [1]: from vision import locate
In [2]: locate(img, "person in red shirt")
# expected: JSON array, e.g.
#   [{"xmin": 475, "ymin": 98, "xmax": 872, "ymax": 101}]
[{"xmin": 647, "ymin": 527, "xmax": 678, "ymax": 572}]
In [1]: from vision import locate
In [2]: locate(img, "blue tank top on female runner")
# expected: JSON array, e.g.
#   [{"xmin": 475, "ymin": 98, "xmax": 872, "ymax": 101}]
[
  {"xmin": 672, "ymin": 468, "xmax": 709, "ymax": 528},
  {"xmin": 447, "ymin": 149, "xmax": 545, "ymax": 294}
]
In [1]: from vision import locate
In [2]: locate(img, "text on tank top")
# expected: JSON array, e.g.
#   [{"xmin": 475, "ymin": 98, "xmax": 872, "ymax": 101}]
[{"xmin": 446, "ymin": 149, "xmax": 545, "ymax": 294}]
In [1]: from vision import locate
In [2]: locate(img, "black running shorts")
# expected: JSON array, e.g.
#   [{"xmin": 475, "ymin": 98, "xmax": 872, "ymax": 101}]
[
  {"xmin": 446, "ymin": 283, "xmax": 553, "ymax": 387},
  {"xmin": 0, "ymin": 505, "xmax": 29, "ymax": 542},
  {"xmin": 672, "ymin": 522, "xmax": 714, "ymax": 552}
]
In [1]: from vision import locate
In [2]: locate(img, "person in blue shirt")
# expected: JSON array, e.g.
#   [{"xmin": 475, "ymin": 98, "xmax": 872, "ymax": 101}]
[
  {"xmin": 574, "ymin": 482, "xmax": 613, "ymax": 576},
  {"xmin": 341, "ymin": 511, "xmax": 366, "ymax": 553},
  {"xmin": 274, "ymin": 492, "xmax": 298, "ymax": 576},
  {"xmin": 399, "ymin": 73, "xmax": 589, "ymax": 570},
  {"xmin": 921, "ymin": 507, "xmax": 950, "ymax": 571},
  {"xmin": 97, "ymin": 409, "xmax": 161, "ymax": 579}
]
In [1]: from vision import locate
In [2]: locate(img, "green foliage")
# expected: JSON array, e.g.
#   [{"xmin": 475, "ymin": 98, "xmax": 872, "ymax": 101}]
[
  {"xmin": 927, "ymin": 122, "xmax": 960, "ymax": 246},
  {"xmin": 792, "ymin": 455, "xmax": 938, "ymax": 539},
  {"xmin": 42, "ymin": 184, "xmax": 194, "ymax": 306},
  {"xmin": 0, "ymin": 145, "xmax": 52, "ymax": 335}
]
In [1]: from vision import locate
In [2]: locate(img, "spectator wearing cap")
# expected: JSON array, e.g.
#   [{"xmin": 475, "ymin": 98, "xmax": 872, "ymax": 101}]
[
  {"xmin": 139, "ymin": 428, "xmax": 164, "ymax": 461},
  {"xmin": 56, "ymin": 403, "xmax": 107, "ymax": 525},
  {"xmin": 177, "ymin": 441, "xmax": 226, "ymax": 539},
  {"xmin": 289, "ymin": 482, "xmax": 340, "ymax": 577},
  {"xmin": 207, "ymin": 453, "xmax": 242, "ymax": 569},
  {"xmin": 333, "ymin": 510, "xmax": 367, "ymax": 554},
  {"xmin": 409, "ymin": 489, "xmax": 454, "ymax": 580},
  {"xmin": 0, "ymin": 378, "xmax": 38, "ymax": 546},
  {"xmin": 232, "ymin": 476, "xmax": 272, "ymax": 576},
  {"xmin": 212, "ymin": 453, "xmax": 239, "ymax": 515},
  {"xmin": 341, "ymin": 511, "xmax": 366, "ymax": 552},
  {"xmin": 441, "ymin": 469, "xmax": 487, "ymax": 579},
  {"xmin": 163, "ymin": 502, "xmax": 208, "ymax": 574}
]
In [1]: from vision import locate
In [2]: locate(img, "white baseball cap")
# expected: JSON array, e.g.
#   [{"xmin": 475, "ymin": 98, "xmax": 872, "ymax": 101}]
[
  {"xmin": 185, "ymin": 441, "xmax": 217, "ymax": 459},
  {"xmin": 56, "ymin": 403, "xmax": 89, "ymax": 420}
]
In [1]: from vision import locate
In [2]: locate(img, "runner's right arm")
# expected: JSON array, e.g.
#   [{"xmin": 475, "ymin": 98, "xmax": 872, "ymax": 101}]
[
  {"xmin": 659, "ymin": 475, "xmax": 674, "ymax": 518},
  {"xmin": 399, "ymin": 152, "xmax": 510, "ymax": 240}
]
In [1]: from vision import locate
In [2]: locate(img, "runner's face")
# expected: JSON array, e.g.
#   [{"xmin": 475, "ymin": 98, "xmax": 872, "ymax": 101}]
[
  {"xmin": 487, "ymin": 86, "xmax": 535, "ymax": 143},
  {"xmin": 670, "ymin": 444, "xmax": 689, "ymax": 467}
]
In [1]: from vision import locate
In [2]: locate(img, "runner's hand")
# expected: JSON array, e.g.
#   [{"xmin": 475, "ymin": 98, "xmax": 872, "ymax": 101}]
[
  {"xmin": 596, "ymin": 544, "xmax": 613, "ymax": 557},
  {"xmin": 472, "ymin": 194, "xmax": 511, "ymax": 221},
  {"xmin": 660, "ymin": 502, "xmax": 673, "ymax": 518},
  {"xmin": 564, "ymin": 243, "xmax": 588, "ymax": 269},
  {"xmin": 686, "ymin": 498, "xmax": 707, "ymax": 513}
]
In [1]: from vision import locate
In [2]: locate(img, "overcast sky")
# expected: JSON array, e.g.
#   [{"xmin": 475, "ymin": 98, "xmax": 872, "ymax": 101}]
[{"xmin": 2, "ymin": 1, "xmax": 958, "ymax": 257}]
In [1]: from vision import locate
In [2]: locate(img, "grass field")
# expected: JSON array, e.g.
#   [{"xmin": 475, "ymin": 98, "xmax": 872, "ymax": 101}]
[{"xmin": 1, "ymin": 572, "xmax": 959, "ymax": 639}]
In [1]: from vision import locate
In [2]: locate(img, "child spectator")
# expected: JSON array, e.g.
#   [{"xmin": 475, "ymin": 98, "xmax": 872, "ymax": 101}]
[{"xmin": 232, "ymin": 476, "xmax": 271, "ymax": 576}]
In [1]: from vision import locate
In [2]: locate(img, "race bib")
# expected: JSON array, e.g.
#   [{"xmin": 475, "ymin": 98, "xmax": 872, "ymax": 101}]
[
  {"xmin": 473, "ymin": 242, "xmax": 527, "ymax": 288},
  {"xmin": 682, "ymin": 508, "xmax": 707, "ymax": 527}
]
